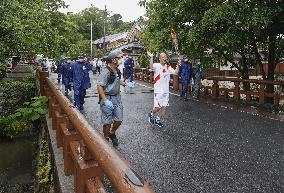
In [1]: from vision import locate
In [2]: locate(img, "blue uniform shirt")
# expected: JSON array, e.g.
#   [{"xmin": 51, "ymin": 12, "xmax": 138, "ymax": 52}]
[
  {"xmin": 179, "ymin": 61, "xmax": 192, "ymax": 83},
  {"xmin": 70, "ymin": 61, "xmax": 92, "ymax": 90}
]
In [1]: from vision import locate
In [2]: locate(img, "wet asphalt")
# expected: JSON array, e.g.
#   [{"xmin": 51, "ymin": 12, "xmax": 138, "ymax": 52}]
[{"xmin": 51, "ymin": 72, "xmax": 284, "ymax": 193}]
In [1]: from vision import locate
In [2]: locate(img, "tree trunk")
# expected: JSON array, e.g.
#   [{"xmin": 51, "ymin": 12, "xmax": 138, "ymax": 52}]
[
  {"xmin": 239, "ymin": 49, "xmax": 250, "ymax": 91},
  {"xmin": 252, "ymin": 38, "xmax": 266, "ymax": 80},
  {"xmin": 266, "ymin": 35, "xmax": 277, "ymax": 103}
]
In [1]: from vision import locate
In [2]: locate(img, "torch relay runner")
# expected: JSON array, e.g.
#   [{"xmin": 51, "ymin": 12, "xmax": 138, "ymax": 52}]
[{"xmin": 148, "ymin": 53, "xmax": 175, "ymax": 128}]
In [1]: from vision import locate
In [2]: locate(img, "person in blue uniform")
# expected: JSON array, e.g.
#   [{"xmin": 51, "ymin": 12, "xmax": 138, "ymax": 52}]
[
  {"xmin": 70, "ymin": 54, "xmax": 93, "ymax": 110},
  {"xmin": 192, "ymin": 59, "xmax": 203, "ymax": 99},
  {"xmin": 124, "ymin": 56, "xmax": 134, "ymax": 82},
  {"xmin": 179, "ymin": 58, "xmax": 193, "ymax": 101},
  {"xmin": 56, "ymin": 60, "xmax": 64, "ymax": 83},
  {"xmin": 61, "ymin": 56, "xmax": 73, "ymax": 96}
]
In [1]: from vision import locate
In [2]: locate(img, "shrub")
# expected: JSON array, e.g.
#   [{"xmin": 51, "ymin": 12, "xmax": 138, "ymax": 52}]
[
  {"xmin": 0, "ymin": 74, "xmax": 36, "ymax": 116},
  {"xmin": 0, "ymin": 96, "xmax": 48, "ymax": 139},
  {"xmin": 0, "ymin": 64, "xmax": 6, "ymax": 79}
]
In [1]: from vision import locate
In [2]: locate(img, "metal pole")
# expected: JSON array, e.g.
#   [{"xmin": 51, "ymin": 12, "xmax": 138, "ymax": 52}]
[
  {"xmin": 91, "ymin": 19, "xmax": 93, "ymax": 58},
  {"xmin": 103, "ymin": 5, "xmax": 106, "ymax": 50}
]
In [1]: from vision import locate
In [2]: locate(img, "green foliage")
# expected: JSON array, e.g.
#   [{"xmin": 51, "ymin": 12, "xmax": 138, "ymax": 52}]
[
  {"xmin": 0, "ymin": 115, "xmax": 31, "ymax": 139},
  {"xmin": 0, "ymin": 0, "xmax": 133, "ymax": 61},
  {"xmin": 142, "ymin": 0, "xmax": 284, "ymax": 80},
  {"xmin": 36, "ymin": 139, "xmax": 52, "ymax": 186},
  {"xmin": 15, "ymin": 96, "xmax": 48, "ymax": 121},
  {"xmin": 138, "ymin": 53, "xmax": 150, "ymax": 68},
  {"xmin": 0, "ymin": 0, "xmax": 67, "ymax": 61},
  {"xmin": 0, "ymin": 64, "xmax": 6, "ymax": 79},
  {"xmin": 0, "ymin": 75, "xmax": 37, "ymax": 115},
  {"xmin": 0, "ymin": 96, "xmax": 48, "ymax": 139}
]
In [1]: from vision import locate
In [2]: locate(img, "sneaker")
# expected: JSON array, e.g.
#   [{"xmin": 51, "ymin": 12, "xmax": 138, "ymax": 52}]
[
  {"xmin": 148, "ymin": 112, "xmax": 155, "ymax": 124},
  {"xmin": 154, "ymin": 118, "xmax": 164, "ymax": 127},
  {"xmin": 109, "ymin": 133, "xmax": 118, "ymax": 146}
]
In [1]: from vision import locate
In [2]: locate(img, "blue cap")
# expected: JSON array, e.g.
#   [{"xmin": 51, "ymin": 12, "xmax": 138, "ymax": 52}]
[{"xmin": 106, "ymin": 50, "xmax": 123, "ymax": 63}]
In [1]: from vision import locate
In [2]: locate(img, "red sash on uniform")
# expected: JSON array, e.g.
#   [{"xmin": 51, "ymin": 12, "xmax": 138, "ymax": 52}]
[{"xmin": 152, "ymin": 64, "xmax": 169, "ymax": 84}]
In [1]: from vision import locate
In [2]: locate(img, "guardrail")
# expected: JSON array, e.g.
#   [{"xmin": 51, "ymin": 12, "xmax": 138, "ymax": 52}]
[
  {"xmin": 36, "ymin": 68, "xmax": 155, "ymax": 193},
  {"xmin": 134, "ymin": 68, "xmax": 284, "ymax": 110},
  {"xmin": 204, "ymin": 77, "xmax": 284, "ymax": 110}
]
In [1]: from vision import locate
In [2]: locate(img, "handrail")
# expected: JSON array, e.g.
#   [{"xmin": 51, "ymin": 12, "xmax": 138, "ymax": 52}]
[
  {"xmin": 38, "ymin": 69, "xmax": 155, "ymax": 193},
  {"xmin": 206, "ymin": 76, "xmax": 284, "ymax": 86},
  {"xmin": 133, "ymin": 68, "xmax": 284, "ymax": 110}
]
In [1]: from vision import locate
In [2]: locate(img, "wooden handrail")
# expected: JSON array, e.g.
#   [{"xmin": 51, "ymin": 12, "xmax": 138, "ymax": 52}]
[
  {"xmin": 206, "ymin": 76, "xmax": 284, "ymax": 86},
  {"xmin": 133, "ymin": 68, "xmax": 284, "ymax": 110},
  {"xmin": 37, "ymin": 69, "xmax": 155, "ymax": 193}
]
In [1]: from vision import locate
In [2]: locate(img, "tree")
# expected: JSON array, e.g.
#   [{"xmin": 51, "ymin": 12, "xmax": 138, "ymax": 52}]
[
  {"xmin": 0, "ymin": 0, "xmax": 68, "ymax": 61},
  {"xmin": 142, "ymin": 0, "xmax": 284, "ymax": 90}
]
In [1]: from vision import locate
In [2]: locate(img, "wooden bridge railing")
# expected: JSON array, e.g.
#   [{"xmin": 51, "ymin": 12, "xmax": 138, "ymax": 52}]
[
  {"xmin": 204, "ymin": 76, "xmax": 284, "ymax": 110},
  {"xmin": 134, "ymin": 68, "xmax": 284, "ymax": 110},
  {"xmin": 37, "ymin": 68, "xmax": 155, "ymax": 193}
]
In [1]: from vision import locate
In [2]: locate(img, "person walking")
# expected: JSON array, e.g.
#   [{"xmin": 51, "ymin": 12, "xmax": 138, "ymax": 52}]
[
  {"xmin": 56, "ymin": 59, "xmax": 64, "ymax": 83},
  {"xmin": 192, "ymin": 59, "xmax": 203, "ymax": 98},
  {"xmin": 96, "ymin": 58, "xmax": 101, "ymax": 75},
  {"xmin": 148, "ymin": 52, "xmax": 175, "ymax": 127},
  {"xmin": 124, "ymin": 55, "xmax": 135, "ymax": 82},
  {"xmin": 70, "ymin": 54, "xmax": 93, "ymax": 110},
  {"xmin": 97, "ymin": 50, "xmax": 127, "ymax": 146},
  {"xmin": 61, "ymin": 56, "xmax": 73, "ymax": 96},
  {"xmin": 179, "ymin": 58, "xmax": 193, "ymax": 101}
]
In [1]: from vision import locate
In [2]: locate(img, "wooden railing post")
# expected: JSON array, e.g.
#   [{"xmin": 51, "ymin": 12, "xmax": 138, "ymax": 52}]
[
  {"xmin": 38, "ymin": 70, "xmax": 49, "ymax": 96},
  {"xmin": 259, "ymin": 83, "xmax": 265, "ymax": 106},
  {"xmin": 62, "ymin": 120, "xmax": 80, "ymax": 176},
  {"xmin": 55, "ymin": 112, "xmax": 67, "ymax": 148},
  {"xmin": 51, "ymin": 100, "xmax": 61, "ymax": 133},
  {"xmin": 80, "ymin": 140, "xmax": 94, "ymax": 161},
  {"xmin": 212, "ymin": 79, "xmax": 219, "ymax": 98},
  {"xmin": 173, "ymin": 74, "xmax": 179, "ymax": 91},
  {"xmin": 149, "ymin": 71, "xmax": 153, "ymax": 83},
  {"xmin": 70, "ymin": 140, "xmax": 104, "ymax": 193},
  {"xmin": 233, "ymin": 82, "xmax": 240, "ymax": 101}
]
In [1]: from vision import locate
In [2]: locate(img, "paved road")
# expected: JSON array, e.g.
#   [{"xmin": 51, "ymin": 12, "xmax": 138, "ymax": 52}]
[{"xmin": 52, "ymin": 72, "xmax": 284, "ymax": 193}]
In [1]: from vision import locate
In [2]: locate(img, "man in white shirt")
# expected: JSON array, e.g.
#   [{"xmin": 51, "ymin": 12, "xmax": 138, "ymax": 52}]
[{"xmin": 148, "ymin": 53, "xmax": 175, "ymax": 127}]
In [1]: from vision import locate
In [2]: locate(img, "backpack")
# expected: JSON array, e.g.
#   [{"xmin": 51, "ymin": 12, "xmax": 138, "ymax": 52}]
[
  {"xmin": 98, "ymin": 66, "xmax": 121, "ymax": 104},
  {"xmin": 106, "ymin": 66, "xmax": 121, "ymax": 84}
]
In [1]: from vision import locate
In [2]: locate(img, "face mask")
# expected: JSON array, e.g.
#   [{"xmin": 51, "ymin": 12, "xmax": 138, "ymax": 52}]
[{"xmin": 118, "ymin": 58, "xmax": 123, "ymax": 64}]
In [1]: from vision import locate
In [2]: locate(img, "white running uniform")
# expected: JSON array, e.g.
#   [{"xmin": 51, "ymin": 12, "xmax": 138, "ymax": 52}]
[{"xmin": 152, "ymin": 63, "xmax": 175, "ymax": 107}]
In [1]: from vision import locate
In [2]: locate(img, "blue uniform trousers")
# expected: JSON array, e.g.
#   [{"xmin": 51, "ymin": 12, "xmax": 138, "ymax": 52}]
[
  {"xmin": 74, "ymin": 88, "xmax": 86, "ymax": 109},
  {"xmin": 181, "ymin": 80, "xmax": 190, "ymax": 99}
]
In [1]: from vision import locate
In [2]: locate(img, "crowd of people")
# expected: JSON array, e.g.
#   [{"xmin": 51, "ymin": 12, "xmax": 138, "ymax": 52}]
[
  {"xmin": 52, "ymin": 51, "xmax": 202, "ymax": 146},
  {"xmin": 52, "ymin": 52, "xmax": 135, "ymax": 146}
]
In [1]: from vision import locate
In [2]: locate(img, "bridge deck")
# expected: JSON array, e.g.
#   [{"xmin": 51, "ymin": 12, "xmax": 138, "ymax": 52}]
[{"xmin": 52, "ymin": 72, "xmax": 284, "ymax": 193}]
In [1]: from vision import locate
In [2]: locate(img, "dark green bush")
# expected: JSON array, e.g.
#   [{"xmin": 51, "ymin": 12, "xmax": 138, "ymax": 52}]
[
  {"xmin": 0, "ymin": 75, "xmax": 36, "ymax": 116},
  {"xmin": 0, "ymin": 96, "xmax": 48, "ymax": 139},
  {"xmin": 0, "ymin": 64, "xmax": 6, "ymax": 79}
]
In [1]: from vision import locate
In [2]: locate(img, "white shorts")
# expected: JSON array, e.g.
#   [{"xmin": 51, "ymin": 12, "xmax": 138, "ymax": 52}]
[{"xmin": 154, "ymin": 93, "xmax": 169, "ymax": 108}]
